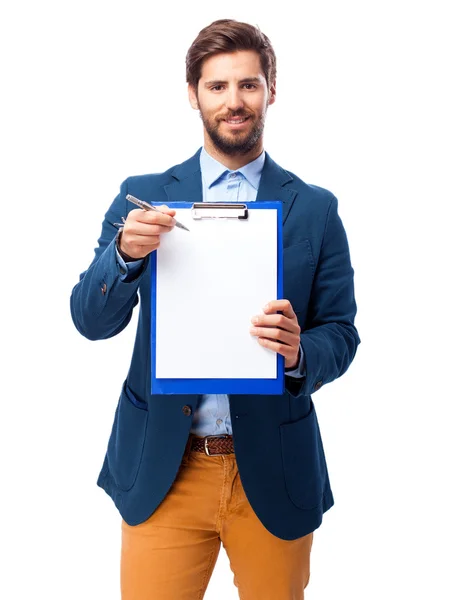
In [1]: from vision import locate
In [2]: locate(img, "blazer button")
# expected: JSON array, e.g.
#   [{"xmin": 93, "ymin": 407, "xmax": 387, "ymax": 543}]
[
  {"xmin": 101, "ymin": 283, "xmax": 107, "ymax": 295},
  {"xmin": 314, "ymin": 380, "xmax": 323, "ymax": 391},
  {"xmin": 182, "ymin": 405, "xmax": 192, "ymax": 416}
]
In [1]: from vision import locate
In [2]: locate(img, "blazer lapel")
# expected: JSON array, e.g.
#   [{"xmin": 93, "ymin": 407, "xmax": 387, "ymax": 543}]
[{"xmin": 256, "ymin": 152, "xmax": 297, "ymax": 224}]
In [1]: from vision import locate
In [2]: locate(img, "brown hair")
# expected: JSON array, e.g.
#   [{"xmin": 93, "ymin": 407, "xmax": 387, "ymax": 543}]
[{"xmin": 186, "ymin": 19, "xmax": 276, "ymax": 90}]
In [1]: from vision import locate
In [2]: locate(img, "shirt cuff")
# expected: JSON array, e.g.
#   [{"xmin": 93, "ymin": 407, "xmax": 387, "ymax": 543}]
[
  {"xmin": 285, "ymin": 343, "xmax": 306, "ymax": 378},
  {"xmin": 115, "ymin": 242, "xmax": 145, "ymax": 281}
]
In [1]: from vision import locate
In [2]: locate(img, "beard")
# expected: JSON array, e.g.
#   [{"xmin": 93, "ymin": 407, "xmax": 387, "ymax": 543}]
[{"xmin": 199, "ymin": 107, "xmax": 266, "ymax": 156}]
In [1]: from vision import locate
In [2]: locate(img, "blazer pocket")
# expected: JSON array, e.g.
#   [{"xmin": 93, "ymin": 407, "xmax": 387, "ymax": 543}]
[
  {"xmin": 106, "ymin": 380, "xmax": 149, "ymax": 492},
  {"xmin": 280, "ymin": 402, "xmax": 326, "ymax": 510},
  {"xmin": 283, "ymin": 240, "xmax": 315, "ymax": 328}
]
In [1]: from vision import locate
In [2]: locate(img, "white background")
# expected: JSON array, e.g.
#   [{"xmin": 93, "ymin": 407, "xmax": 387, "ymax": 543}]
[{"xmin": 1, "ymin": 0, "xmax": 469, "ymax": 598}]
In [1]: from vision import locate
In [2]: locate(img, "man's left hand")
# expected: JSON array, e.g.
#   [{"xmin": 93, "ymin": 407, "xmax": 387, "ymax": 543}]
[{"xmin": 250, "ymin": 299, "xmax": 301, "ymax": 369}]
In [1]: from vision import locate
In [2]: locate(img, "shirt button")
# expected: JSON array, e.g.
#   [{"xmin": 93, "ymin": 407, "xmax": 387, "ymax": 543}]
[
  {"xmin": 216, "ymin": 419, "xmax": 222, "ymax": 425},
  {"xmin": 229, "ymin": 172, "xmax": 238, "ymax": 178},
  {"xmin": 182, "ymin": 405, "xmax": 192, "ymax": 416},
  {"xmin": 314, "ymin": 381, "xmax": 323, "ymax": 392}
]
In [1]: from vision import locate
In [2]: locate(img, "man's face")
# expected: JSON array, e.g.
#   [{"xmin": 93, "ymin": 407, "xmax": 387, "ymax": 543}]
[{"xmin": 188, "ymin": 50, "xmax": 276, "ymax": 156}]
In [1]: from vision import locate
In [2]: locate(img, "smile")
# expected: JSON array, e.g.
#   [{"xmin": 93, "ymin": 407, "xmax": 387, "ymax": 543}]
[{"xmin": 224, "ymin": 117, "xmax": 250, "ymax": 124}]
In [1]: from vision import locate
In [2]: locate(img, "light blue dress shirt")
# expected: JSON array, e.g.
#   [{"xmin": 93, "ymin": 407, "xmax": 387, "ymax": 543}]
[{"xmin": 116, "ymin": 147, "xmax": 306, "ymax": 436}]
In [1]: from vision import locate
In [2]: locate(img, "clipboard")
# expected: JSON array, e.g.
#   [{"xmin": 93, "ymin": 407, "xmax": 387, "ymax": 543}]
[{"xmin": 150, "ymin": 201, "xmax": 283, "ymax": 395}]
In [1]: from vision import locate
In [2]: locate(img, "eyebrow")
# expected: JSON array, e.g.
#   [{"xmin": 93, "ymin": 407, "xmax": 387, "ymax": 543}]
[{"xmin": 203, "ymin": 77, "xmax": 263, "ymax": 88}]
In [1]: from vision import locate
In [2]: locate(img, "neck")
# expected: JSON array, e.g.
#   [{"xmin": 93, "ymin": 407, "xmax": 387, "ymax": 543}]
[{"xmin": 203, "ymin": 135, "xmax": 264, "ymax": 170}]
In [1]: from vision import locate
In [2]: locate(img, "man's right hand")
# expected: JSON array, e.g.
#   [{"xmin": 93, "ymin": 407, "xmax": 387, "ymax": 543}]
[{"xmin": 118, "ymin": 206, "xmax": 177, "ymax": 260}]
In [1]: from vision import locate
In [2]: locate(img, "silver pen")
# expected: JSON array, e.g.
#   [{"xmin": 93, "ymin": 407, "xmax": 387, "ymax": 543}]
[{"xmin": 126, "ymin": 193, "xmax": 190, "ymax": 232}]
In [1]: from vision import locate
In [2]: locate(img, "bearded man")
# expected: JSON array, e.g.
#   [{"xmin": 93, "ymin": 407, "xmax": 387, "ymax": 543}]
[{"xmin": 70, "ymin": 18, "xmax": 360, "ymax": 600}]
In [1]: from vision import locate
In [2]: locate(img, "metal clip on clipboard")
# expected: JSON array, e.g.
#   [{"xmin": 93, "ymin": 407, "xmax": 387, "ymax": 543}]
[{"xmin": 191, "ymin": 203, "xmax": 248, "ymax": 220}]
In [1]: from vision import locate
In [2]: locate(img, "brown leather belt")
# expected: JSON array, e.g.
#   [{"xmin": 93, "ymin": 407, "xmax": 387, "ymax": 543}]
[{"xmin": 190, "ymin": 434, "xmax": 234, "ymax": 456}]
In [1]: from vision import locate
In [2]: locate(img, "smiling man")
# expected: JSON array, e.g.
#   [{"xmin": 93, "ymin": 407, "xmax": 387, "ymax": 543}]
[
  {"xmin": 190, "ymin": 51, "xmax": 274, "ymax": 164},
  {"xmin": 70, "ymin": 18, "xmax": 360, "ymax": 600}
]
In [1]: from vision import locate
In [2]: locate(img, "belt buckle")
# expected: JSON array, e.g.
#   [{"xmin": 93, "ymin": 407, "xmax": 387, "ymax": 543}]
[{"xmin": 204, "ymin": 434, "xmax": 229, "ymax": 456}]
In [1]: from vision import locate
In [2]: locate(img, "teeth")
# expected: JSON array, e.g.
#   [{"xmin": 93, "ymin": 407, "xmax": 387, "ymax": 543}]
[{"xmin": 226, "ymin": 117, "xmax": 247, "ymax": 123}]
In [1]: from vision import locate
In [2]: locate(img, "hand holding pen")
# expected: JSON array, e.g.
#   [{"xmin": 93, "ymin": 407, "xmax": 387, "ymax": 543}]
[
  {"xmin": 125, "ymin": 195, "xmax": 190, "ymax": 231},
  {"xmin": 114, "ymin": 195, "xmax": 188, "ymax": 260}
]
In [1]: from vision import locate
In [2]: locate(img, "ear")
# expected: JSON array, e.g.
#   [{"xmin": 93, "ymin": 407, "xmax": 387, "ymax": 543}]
[
  {"xmin": 188, "ymin": 84, "xmax": 199, "ymax": 110},
  {"xmin": 268, "ymin": 79, "xmax": 276, "ymax": 106}
]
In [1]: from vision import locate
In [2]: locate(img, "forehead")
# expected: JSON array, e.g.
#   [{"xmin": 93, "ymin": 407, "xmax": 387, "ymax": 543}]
[{"xmin": 200, "ymin": 50, "xmax": 264, "ymax": 82}]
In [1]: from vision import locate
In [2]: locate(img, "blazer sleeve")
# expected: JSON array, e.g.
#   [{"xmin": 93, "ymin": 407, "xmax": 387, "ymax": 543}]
[
  {"xmin": 285, "ymin": 194, "xmax": 360, "ymax": 398},
  {"xmin": 70, "ymin": 179, "xmax": 149, "ymax": 340}
]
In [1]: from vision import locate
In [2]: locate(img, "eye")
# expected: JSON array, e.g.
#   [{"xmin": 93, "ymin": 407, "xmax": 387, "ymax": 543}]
[
  {"xmin": 242, "ymin": 84, "xmax": 256, "ymax": 90},
  {"xmin": 211, "ymin": 85, "xmax": 225, "ymax": 91}
]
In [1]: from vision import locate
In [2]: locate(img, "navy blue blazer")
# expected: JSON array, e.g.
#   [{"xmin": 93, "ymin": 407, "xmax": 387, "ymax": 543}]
[{"xmin": 70, "ymin": 148, "xmax": 360, "ymax": 540}]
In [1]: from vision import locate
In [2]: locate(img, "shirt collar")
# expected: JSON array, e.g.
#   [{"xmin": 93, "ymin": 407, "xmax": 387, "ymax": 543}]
[{"xmin": 200, "ymin": 146, "xmax": 265, "ymax": 190}]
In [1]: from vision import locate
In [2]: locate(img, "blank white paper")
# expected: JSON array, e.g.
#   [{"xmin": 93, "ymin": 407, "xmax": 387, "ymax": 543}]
[{"xmin": 155, "ymin": 207, "xmax": 278, "ymax": 379}]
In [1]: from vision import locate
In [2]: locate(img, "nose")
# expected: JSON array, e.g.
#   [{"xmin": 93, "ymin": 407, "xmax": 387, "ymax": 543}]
[{"xmin": 225, "ymin": 87, "xmax": 244, "ymax": 112}]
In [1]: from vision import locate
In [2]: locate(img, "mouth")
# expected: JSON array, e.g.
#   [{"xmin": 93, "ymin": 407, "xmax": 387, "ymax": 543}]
[{"xmin": 222, "ymin": 116, "xmax": 251, "ymax": 129}]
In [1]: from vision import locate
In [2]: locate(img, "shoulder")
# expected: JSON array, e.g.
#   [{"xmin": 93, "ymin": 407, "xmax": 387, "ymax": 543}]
[
  {"xmin": 123, "ymin": 165, "xmax": 178, "ymax": 189},
  {"xmin": 265, "ymin": 152, "xmax": 337, "ymax": 212},
  {"xmin": 285, "ymin": 168, "xmax": 337, "ymax": 209},
  {"xmin": 122, "ymin": 148, "xmax": 202, "ymax": 190}
]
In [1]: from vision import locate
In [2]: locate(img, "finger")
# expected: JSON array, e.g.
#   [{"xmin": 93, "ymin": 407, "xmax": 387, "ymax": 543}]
[
  {"xmin": 263, "ymin": 300, "xmax": 296, "ymax": 319},
  {"xmin": 251, "ymin": 313, "xmax": 300, "ymax": 334},
  {"xmin": 256, "ymin": 337, "xmax": 298, "ymax": 363},
  {"xmin": 250, "ymin": 326, "xmax": 299, "ymax": 347},
  {"xmin": 131, "ymin": 209, "xmax": 176, "ymax": 227},
  {"xmin": 126, "ymin": 222, "xmax": 174, "ymax": 236},
  {"xmin": 122, "ymin": 234, "xmax": 164, "ymax": 247}
]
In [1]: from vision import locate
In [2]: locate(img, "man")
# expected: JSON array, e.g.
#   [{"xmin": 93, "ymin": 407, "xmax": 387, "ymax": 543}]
[{"xmin": 71, "ymin": 18, "xmax": 360, "ymax": 600}]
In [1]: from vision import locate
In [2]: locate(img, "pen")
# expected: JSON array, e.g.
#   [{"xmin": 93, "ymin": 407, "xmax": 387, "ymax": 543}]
[{"xmin": 126, "ymin": 194, "xmax": 190, "ymax": 232}]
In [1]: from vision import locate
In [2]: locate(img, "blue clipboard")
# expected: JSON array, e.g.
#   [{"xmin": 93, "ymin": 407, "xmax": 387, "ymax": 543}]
[{"xmin": 150, "ymin": 201, "xmax": 283, "ymax": 395}]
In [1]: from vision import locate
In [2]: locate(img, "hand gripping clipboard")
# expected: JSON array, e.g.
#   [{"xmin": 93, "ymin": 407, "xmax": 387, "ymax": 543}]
[{"xmin": 150, "ymin": 201, "xmax": 284, "ymax": 395}]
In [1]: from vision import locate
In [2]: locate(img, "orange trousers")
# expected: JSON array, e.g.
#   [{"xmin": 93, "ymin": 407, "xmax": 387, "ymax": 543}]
[{"xmin": 121, "ymin": 439, "xmax": 314, "ymax": 599}]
